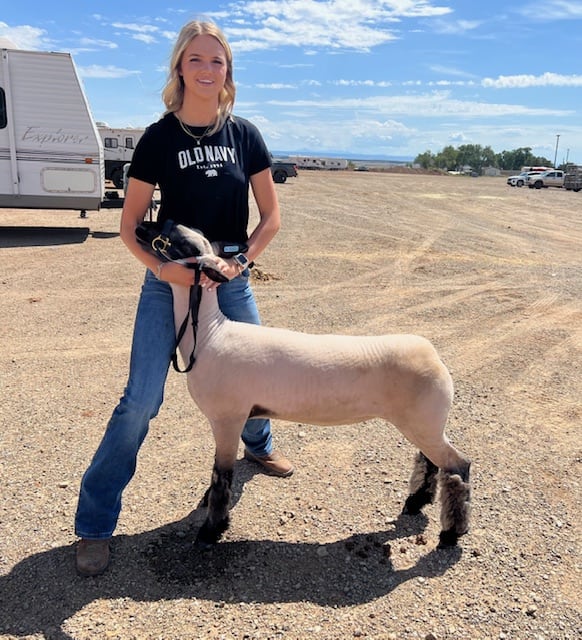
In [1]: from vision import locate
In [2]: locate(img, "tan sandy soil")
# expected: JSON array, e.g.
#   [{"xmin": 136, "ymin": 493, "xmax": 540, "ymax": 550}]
[{"xmin": 0, "ymin": 172, "xmax": 580, "ymax": 639}]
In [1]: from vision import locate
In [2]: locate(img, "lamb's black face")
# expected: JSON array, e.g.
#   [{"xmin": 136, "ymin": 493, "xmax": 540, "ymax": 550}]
[
  {"xmin": 136, "ymin": 222, "xmax": 212, "ymax": 261},
  {"xmin": 136, "ymin": 222, "xmax": 228, "ymax": 282},
  {"xmin": 173, "ymin": 226, "xmax": 228, "ymax": 283}
]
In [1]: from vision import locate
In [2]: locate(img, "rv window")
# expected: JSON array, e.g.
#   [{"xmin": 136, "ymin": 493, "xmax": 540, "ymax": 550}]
[
  {"xmin": 0, "ymin": 88, "xmax": 7, "ymax": 129},
  {"xmin": 104, "ymin": 138, "xmax": 119, "ymax": 149},
  {"xmin": 125, "ymin": 137, "xmax": 135, "ymax": 149}
]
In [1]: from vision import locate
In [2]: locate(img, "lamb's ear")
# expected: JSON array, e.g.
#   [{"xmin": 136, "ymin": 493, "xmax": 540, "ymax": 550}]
[
  {"xmin": 202, "ymin": 266, "xmax": 229, "ymax": 283},
  {"xmin": 202, "ymin": 267, "xmax": 228, "ymax": 282},
  {"xmin": 198, "ymin": 255, "xmax": 230, "ymax": 283}
]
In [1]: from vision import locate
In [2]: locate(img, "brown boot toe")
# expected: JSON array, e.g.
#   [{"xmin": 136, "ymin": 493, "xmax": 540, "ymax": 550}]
[{"xmin": 76, "ymin": 538, "xmax": 110, "ymax": 577}]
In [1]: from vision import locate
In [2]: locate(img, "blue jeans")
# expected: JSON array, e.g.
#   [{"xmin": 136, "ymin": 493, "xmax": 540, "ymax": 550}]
[{"xmin": 75, "ymin": 270, "xmax": 273, "ymax": 539}]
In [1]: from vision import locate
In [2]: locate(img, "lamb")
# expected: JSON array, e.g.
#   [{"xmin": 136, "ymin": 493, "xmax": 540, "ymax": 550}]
[{"xmin": 141, "ymin": 223, "xmax": 471, "ymax": 550}]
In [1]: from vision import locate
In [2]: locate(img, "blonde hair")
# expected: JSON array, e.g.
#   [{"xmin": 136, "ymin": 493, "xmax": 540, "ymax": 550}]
[{"xmin": 162, "ymin": 21, "xmax": 235, "ymax": 135}]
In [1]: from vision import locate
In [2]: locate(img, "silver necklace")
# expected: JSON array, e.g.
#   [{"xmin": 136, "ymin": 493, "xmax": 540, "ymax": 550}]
[{"xmin": 176, "ymin": 114, "xmax": 213, "ymax": 145}]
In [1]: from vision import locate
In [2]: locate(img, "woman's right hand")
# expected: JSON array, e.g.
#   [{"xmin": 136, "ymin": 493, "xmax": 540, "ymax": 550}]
[
  {"xmin": 156, "ymin": 261, "xmax": 198, "ymax": 286},
  {"xmin": 157, "ymin": 257, "xmax": 233, "ymax": 290}
]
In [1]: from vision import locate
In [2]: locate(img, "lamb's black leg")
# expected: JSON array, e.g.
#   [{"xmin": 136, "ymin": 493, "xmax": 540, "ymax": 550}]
[
  {"xmin": 402, "ymin": 452, "xmax": 439, "ymax": 515},
  {"xmin": 195, "ymin": 464, "xmax": 233, "ymax": 550},
  {"xmin": 438, "ymin": 462, "xmax": 471, "ymax": 548}
]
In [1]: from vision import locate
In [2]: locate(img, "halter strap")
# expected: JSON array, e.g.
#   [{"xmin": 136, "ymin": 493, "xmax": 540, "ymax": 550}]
[{"xmin": 172, "ymin": 268, "xmax": 203, "ymax": 373}]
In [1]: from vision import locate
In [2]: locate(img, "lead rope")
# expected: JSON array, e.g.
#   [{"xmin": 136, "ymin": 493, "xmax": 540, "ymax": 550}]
[{"xmin": 172, "ymin": 268, "xmax": 202, "ymax": 373}]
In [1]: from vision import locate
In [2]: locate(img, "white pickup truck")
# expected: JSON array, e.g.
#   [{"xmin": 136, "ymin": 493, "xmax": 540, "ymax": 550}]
[
  {"xmin": 507, "ymin": 170, "xmax": 544, "ymax": 187},
  {"xmin": 526, "ymin": 170, "xmax": 564, "ymax": 189}
]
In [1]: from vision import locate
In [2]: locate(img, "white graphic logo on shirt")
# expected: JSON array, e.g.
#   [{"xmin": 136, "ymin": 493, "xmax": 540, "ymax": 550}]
[
  {"xmin": 178, "ymin": 144, "xmax": 236, "ymax": 171},
  {"xmin": 205, "ymin": 169, "xmax": 218, "ymax": 177}
]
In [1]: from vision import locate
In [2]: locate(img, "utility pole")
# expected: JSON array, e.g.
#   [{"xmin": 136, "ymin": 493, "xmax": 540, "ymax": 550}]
[{"xmin": 554, "ymin": 134, "xmax": 560, "ymax": 168}]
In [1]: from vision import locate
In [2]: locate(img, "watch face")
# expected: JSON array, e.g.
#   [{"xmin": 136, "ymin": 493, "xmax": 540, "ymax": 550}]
[{"xmin": 235, "ymin": 253, "xmax": 249, "ymax": 267}]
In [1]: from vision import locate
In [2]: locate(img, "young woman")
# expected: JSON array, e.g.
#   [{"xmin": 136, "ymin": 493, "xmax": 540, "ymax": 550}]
[{"xmin": 75, "ymin": 20, "xmax": 294, "ymax": 577}]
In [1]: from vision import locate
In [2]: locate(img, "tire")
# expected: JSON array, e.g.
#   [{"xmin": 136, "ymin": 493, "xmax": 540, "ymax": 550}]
[
  {"xmin": 273, "ymin": 171, "xmax": 287, "ymax": 184},
  {"xmin": 516, "ymin": 180, "xmax": 524, "ymax": 187},
  {"xmin": 534, "ymin": 181, "xmax": 542, "ymax": 189}
]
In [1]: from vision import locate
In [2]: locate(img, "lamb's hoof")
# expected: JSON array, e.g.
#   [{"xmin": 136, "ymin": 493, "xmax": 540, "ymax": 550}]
[
  {"xmin": 402, "ymin": 496, "xmax": 423, "ymax": 516},
  {"xmin": 194, "ymin": 517, "xmax": 230, "ymax": 551},
  {"xmin": 194, "ymin": 527, "xmax": 220, "ymax": 552},
  {"xmin": 437, "ymin": 527, "xmax": 468, "ymax": 549},
  {"xmin": 194, "ymin": 537, "xmax": 215, "ymax": 552}
]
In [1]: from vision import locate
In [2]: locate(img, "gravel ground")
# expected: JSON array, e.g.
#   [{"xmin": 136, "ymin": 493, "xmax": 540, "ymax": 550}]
[{"xmin": 0, "ymin": 172, "xmax": 580, "ymax": 639}]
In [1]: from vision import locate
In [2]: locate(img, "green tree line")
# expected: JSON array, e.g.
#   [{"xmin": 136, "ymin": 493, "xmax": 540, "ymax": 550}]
[{"xmin": 414, "ymin": 145, "xmax": 553, "ymax": 172}]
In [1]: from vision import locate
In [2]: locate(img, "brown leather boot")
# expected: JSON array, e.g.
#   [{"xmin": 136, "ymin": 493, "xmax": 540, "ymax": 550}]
[
  {"xmin": 244, "ymin": 449, "xmax": 295, "ymax": 477},
  {"xmin": 76, "ymin": 538, "xmax": 110, "ymax": 577}
]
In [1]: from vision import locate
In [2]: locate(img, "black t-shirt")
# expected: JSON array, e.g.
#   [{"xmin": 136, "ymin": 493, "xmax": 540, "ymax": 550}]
[{"xmin": 128, "ymin": 113, "xmax": 272, "ymax": 243}]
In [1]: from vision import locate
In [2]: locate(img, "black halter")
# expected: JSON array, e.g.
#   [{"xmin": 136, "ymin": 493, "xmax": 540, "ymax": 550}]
[
  {"xmin": 172, "ymin": 267, "xmax": 203, "ymax": 373},
  {"xmin": 138, "ymin": 219, "xmax": 241, "ymax": 373}
]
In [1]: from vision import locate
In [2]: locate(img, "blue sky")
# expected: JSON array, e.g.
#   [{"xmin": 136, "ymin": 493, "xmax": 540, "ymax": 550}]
[{"xmin": 2, "ymin": 1, "xmax": 582, "ymax": 162}]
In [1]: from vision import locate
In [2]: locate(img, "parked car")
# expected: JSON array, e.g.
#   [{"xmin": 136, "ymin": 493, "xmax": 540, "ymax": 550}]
[
  {"xmin": 507, "ymin": 170, "xmax": 545, "ymax": 187},
  {"xmin": 526, "ymin": 170, "xmax": 564, "ymax": 189}
]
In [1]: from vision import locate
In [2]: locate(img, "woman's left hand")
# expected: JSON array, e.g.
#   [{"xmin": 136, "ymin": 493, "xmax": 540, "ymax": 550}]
[{"xmin": 198, "ymin": 256, "xmax": 242, "ymax": 291}]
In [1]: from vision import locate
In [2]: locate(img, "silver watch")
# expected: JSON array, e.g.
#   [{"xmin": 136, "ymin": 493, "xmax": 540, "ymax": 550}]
[{"xmin": 233, "ymin": 253, "xmax": 249, "ymax": 270}]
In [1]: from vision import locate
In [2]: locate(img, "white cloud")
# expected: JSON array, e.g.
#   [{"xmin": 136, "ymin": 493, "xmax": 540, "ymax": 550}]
[
  {"xmin": 430, "ymin": 18, "xmax": 482, "ymax": 34},
  {"xmin": 429, "ymin": 64, "xmax": 478, "ymax": 79},
  {"xmin": 79, "ymin": 38, "xmax": 118, "ymax": 50},
  {"xmin": 266, "ymin": 90, "xmax": 573, "ymax": 118},
  {"xmin": 0, "ymin": 21, "xmax": 50, "ymax": 50},
  {"xmin": 332, "ymin": 79, "xmax": 393, "ymax": 87},
  {"xmin": 518, "ymin": 0, "xmax": 582, "ymax": 19},
  {"xmin": 256, "ymin": 83, "xmax": 297, "ymax": 89},
  {"xmin": 160, "ymin": 30, "xmax": 178, "ymax": 41},
  {"xmin": 279, "ymin": 63, "xmax": 315, "ymax": 69},
  {"xmin": 111, "ymin": 22, "xmax": 159, "ymax": 34},
  {"xmin": 448, "ymin": 131, "xmax": 467, "ymax": 143},
  {"xmin": 428, "ymin": 80, "xmax": 476, "ymax": 86},
  {"xmin": 99, "ymin": 21, "xmax": 163, "ymax": 45},
  {"xmin": 133, "ymin": 34, "xmax": 157, "ymax": 44},
  {"xmin": 226, "ymin": 0, "xmax": 453, "ymax": 52},
  {"xmin": 240, "ymin": 110, "xmax": 419, "ymax": 153},
  {"xmin": 231, "ymin": 38, "xmax": 273, "ymax": 53},
  {"xmin": 483, "ymin": 72, "xmax": 582, "ymax": 88},
  {"xmin": 350, "ymin": 118, "xmax": 414, "ymax": 141},
  {"xmin": 78, "ymin": 65, "xmax": 141, "ymax": 79}
]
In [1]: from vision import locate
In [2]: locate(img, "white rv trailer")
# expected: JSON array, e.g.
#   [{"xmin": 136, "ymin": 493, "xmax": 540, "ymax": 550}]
[
  {"xmin": 290, "ymin": 156, "xmax": 348, "ymax": 170},
  {"xmin": 97, "ymin": 125, "xmax": 145, "ymax": 189},
  {"xmin": 0, "ymin": 47, "xmax": 104, "ymax": 211}
]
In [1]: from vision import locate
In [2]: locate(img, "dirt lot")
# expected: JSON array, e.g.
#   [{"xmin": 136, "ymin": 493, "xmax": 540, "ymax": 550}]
[{"xmin": 0, "ymin": 172, "xmax": 580, "ymax": 639}]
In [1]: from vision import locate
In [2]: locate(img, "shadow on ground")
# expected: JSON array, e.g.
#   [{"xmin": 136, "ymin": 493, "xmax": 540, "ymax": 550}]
[
  {"xmin": 0, "ymin": 227, "xmax": 119, "ymax": 248},
  {"xmin": 0, "ymin": 463, "xmax": 462, "ymax": 640}
]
